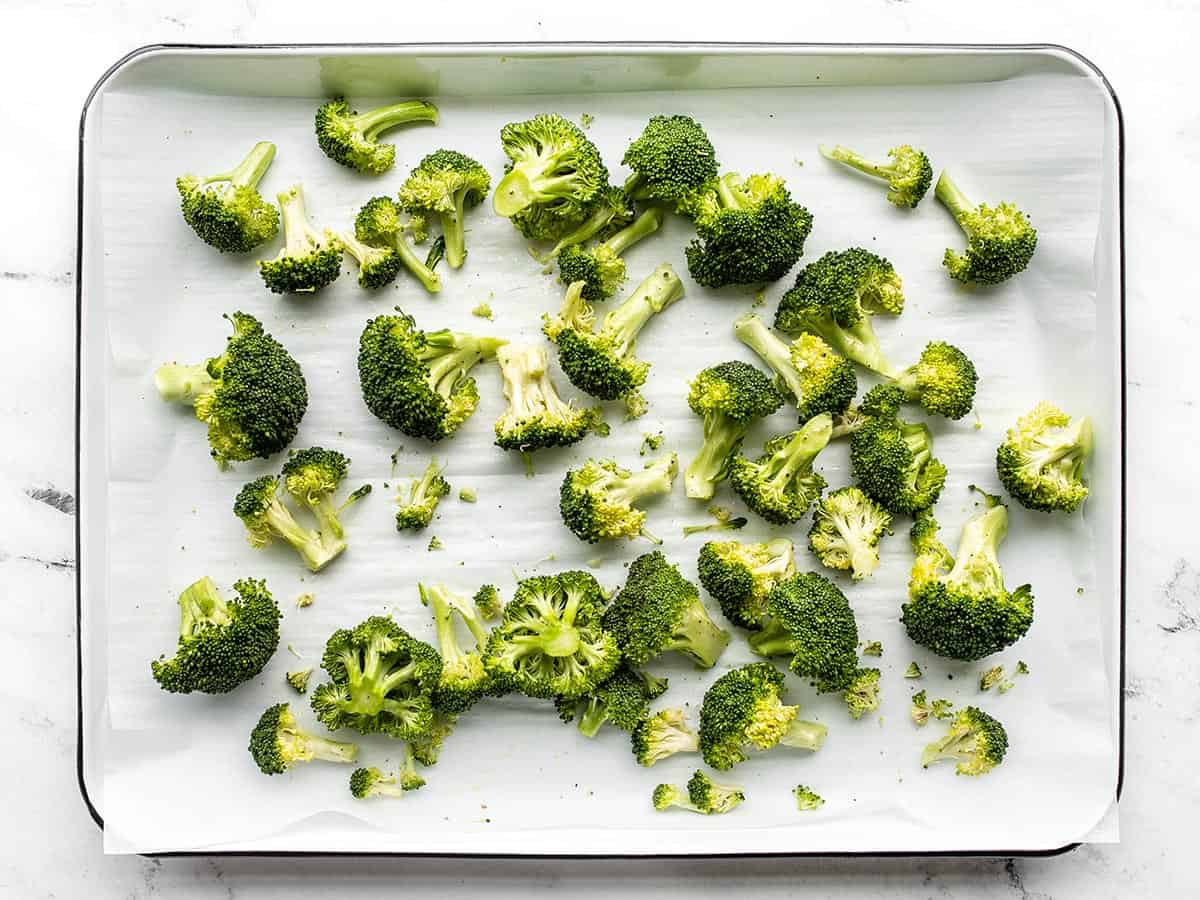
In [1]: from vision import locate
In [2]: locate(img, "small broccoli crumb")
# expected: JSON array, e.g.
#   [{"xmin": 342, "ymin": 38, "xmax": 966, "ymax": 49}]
[
  {"xmin": 471, "ymin": 302, "xmax": 494, "ymax": 320},
  {"xmin": 1077, "ymin": 587, "xmax": 1085, "ymax": 596},
  {"xmin": 587, "ymin": 558, "xmax": 604, "ymax": 569},
  {"xmin": 579, "ymin": 112, "xmax": 595, "ymax": 129},
  {"xmin": 931, "ymin": 698, "xmax": 955, "ymax": 720},
  {"xmin": 752, "ymin": 288, "xmax": 766, "ymax": 308},
  {"xmin": 427, "ymin": 536, "xmax": 443, "ymax": 551},
  {"xmin": 458, "ymin": 487, "xmax": 477, "ymax": 503},
  {"xmin": 623, "ymin": 394, "xmax": 648, "ymax": 420},
  {"xmin": 793, "ymin": 784, "xmax": 824, "ymax": 811},
  {"xmin": 640, "ymin": 431, "xmax": 665, "ymax": 455},
  {"xmin": 1016, "ymin": 660, "xmax": 1030, "ymax": 675},
  {"xmin": 905, "ymin": 662, "xmax": 923, "ymax": 678},
  {"xmin": 286, "ymin": 668, "xmax": 312, "ymax": 693},
  {"xmin": 911, "ymin": 690, "xmax": 930, "ymax": 726},
  {"xmin": 295, "ymin": 592, "xmax": 314, "ymax": 609},
  {"xmin": 979, "ymin": 666, "xmax": 1012, "ymax": 692},
  {"xmin": 973, "ymin": 409, "xmax": 983, "ymax": 430},
  {"xmin": 286, "ymin": 644, "xmax": 302, "ymax": 659},
  {"xmin": 682, "ymin": 506, "xmax": 749, "ymax": 536},
  {"xmin": 862, "ymin": 641, "xmax": 883, "ymax": 657}
]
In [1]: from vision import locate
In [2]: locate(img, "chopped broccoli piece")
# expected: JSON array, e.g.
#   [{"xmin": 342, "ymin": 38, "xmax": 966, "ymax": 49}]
[
  {"xmin": 335, "ymin": 228, "xmax": 404, "ymax": 289},
  {"xmin": 150, "ymin": 576, "xmax": 281, "ymax": 694},
  {"xmin": 409, "ymin": 713, "xmax": 457, "ymax": 766},
  {"xmin": 473, "ymin": 584, "xmax": 504, "ymax": 620},
  {"xmin": 398, "ymin": 149, "xmax": 491, "ymax": 269},
  {"xmin": 931, "ymin": 698, "xmax": 955, "ymax": 720},
  {"xmin": 315, "ymin": 97, "xmax": 438, "ymax": 174},
  {"xmin": 640, "ymin": 431, "xmax": 665, "ymax": 455},
  {"xmin": 354, "ymin": 196, "xmax": 441, "ymax": 293},
  {"xmin": 911, "ymin": 690, "xmax": 931, "ymax": 726},
  {"xmin": 808, "ymin": 486, "xmax": 893, "ymax": 581},
  {"xmin": 653, "ymin": 771, "xmax": 746, "ymax": 815},
  {"xmin": 996, "ymin": 402, "xmax": 1094, "ymax": 513},
  {"xmin": 427, "ymin": 535, "xmax": 443, "ymax": 551},
  {"xmin": 494, "ymin": 343, "xmax": 603, "ymax": 452},
  {"xmin": 793, "ymin": 784, "xmax": 825, "ymax": 811},
  {"xmin": 862, "ymin": 641, "xmax": 883, "ymax": 657},
  {"xmin": 395, "ymin": 458, "xmax": 450, "ymax": 531},
  {"xmin": 935, "ymin": 171, "xmax": 1037, "ymax": 285},
  {"xmin": 248, "ymin": 702, "xmax": 358, "ymax": 775},
  {"xmin": 471, "ymin": 303, "xmax": 494, "ymax": 320},
  {"xmin": 419, "ymin": 583, "xmax": 497, "ymax": 714},
  {"xmin": 258, "ymin": 184, "xmax": 342, "ymax": 294},
  {"xmin": 979, "ymin": 665, "xmax": 1013, "ymax": 693},
  {"xmin": 349, "ymin": 766, "xmax": 409, "ymax": 800},
  {"xmin": 730, "ymin": 414, "xmax": 832, "ymax": 525},
  {"xmin": 682, "ymin": 506, "xmax": 748, "ymax": 536},
  {"xmin": 556, "ymin": 208, "xmax": 665, "ymax": 302},
  {"xmin": 1016, "ymin": 660, "xmax": 1030, "ymax": 676},
  {"xmin": 891, "ymin": 341, "xmax": 978, "ymax": 420},
  {"xmin": 844, "ymin": 667, "xmax": 881, "ymax": 719},
  {"xmin": 631, "ymin": 707, "xmax": 700, "ymax": 767},
  {"xmin": 397, "ymin": 743, "xmax": 427, "ymax": 790},
  {"xmin": 176, "ymin": 141, "xmax": 279, "ymax": 252},
  {"xmin": 295, "ymin": 592, "xmax": 314, "ymax": 609},
  {"xmin": 921, "ymin": 706, "xmax": 1008, "ymax": 776},
  {"xmin": 458, "ymin": 487, "xmax": 477, "ymax": 503},
  {"xmin": 905, "ymin": 661, "xmax": 923, "ymax": 679},
  {"xmin": 849, "ymin": 385, "xmax": 947, "ymax": 515},
  {"xmin": 549, "ymin": 185, "xmax": 635, "ymax": 255},
  {"xmin": 831, "ymin": 406, "xmax": 869, "ymax": 439},
  {"xmin": 281, "ymin": 447, "xmax": 370, "ymax": 543},
  {"xmin": 623, "ymin": 115, "xmax": 719, "ymax": 203},
  {"xmin": 559, "ymin": 453, "xmax": 678, "ymax": 544},
  {"xmin": 819, "ymin": 143, "xmax": 933, "ymax": 208},
  {"xmin": 555, "ymin": 663, "xmax": 668, "ymax": 737},
  {"xmin": 697, "ymin": 537, "xmax": 796, "ymax": 629},
  {"xmin": 287, "ymin": 668, "xmax": 313, "ymax": 694}
]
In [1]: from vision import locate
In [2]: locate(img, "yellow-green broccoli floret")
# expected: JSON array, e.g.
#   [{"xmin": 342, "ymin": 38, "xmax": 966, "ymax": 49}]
[
  {"xmin": 559, "ymin": 454, "xmax": 678, "ymax": 544},
  {"xmin": 494, "ymin": 343, "xmax": 603, "ymax": 452},
  {"xmin": 556, "ymin": 208, "xmax": 665, "ymax": 302},
  {"xmin": 287, "ymin": 668, "xmax": 313, "ymax": 694},
  {"xmin": 398, "ymin": 149, "xmax": 491, "ymax": 269},
  {"xmin": 335, "ymin": 228, "xmax": 404, "ymax": 290},
  {"xmin": 631, "ymin": 707, "xmax": 699, "ymax": 767},
  {"xmin": 473, "ymin": 584, "xmax": 504, "ymax": 620},
  {"xmin": 354, "ymin": 196, "xmax": 441, "ymax": 293},
  {"xmin": 844, "ymin": 667, "xmax": 881, "ymax": 719},
  {"xmin": 935, "ymin": 171, "xmax": 1038, "ymax": 285},
  {"xmin": 849, "ymin": 385, "xmax": 947, "ymax": 515},
  {"xmin": 555, "ymin": 664, "xmax": 668, "ymax": 737},
  {"xmin": 730, "ymin": 414, "xmax": 833, "ymax": 525},
  {"xmin": 819, "ymin": 143, "xmax": 933, "ymax": 208},
  {"xmin": 623, "ymin": 115, "xmax": 719, "ymax": 204},
  {"xmin": 921, "ymin": 706, "xmax": 1009, "ymax": 776},
  {"xmin": 996, "ymin": 402, "xmax": 1094, "ymax": 513},
  {"xmin": 395, "ymin": 458, "xmax": 450, "ymax": 532},
  {"xmin": 794, "ymin": 784, "xmax": 825, "ymax": 811},
  {"xmin": 315, "ymin": 97, "xmax": 438, "ymax": 175},
  {"xmin": 258, "ymin": 184, "xmax": 343, "ymax": 294},
  {"xmin": 696, "ymin": 537, "xmax": 795, "ymax": 629},
  {"xmin": 349, "ymin": 766, "xmax": 410, "ymax": 799},
  {"xmin": 891, "ymin": 341, "xmax": 978, "ymax": 421},
  {"xmin": 419, "ymin": 583, "xmax": 498, "ymax": 715},
  {"xmin": 808, "ymin": 486, "xmax": 893, "ymax": 581},
  {"xmin": 176, "ymin": 141, "xmax": 279, "ymax": 252},
  {"xmin": 248, "ymin": 702, "xmax": 358, "ymax": 775},
  {"xmin": 653, "ymin": 771, "xmax": 745, "ymax": 815}
]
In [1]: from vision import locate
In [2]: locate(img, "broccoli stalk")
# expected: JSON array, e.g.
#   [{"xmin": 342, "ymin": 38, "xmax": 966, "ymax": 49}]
[
  {"xmin": 556, "ymin": 207, "xmax": 665, "ymax": 302},
  {"xmin": 935, "ymin": 171, "xmax": 1038, "ymax": 285},
  {"xmin": 315, "ymin": 98, "xmax": 439, "ymax": 175},
  {"xmin": 494, "ymin": 344, "xmax": 602, "ymax": 452},
  {"xmin": 176, "ymin": 141, "xmax": 280, "ymax": 252},
  {"xmin": 818, "ymin": 144, "xmax": 933, "ymax": 208},
  {"xmin": 336, "ymin": 229, "xmax": 403, "ymax": 290},
  {"xmin": 234, "ymin": 476, "xmax": 345, "ymax": 572},
  {"xmin": 549, "ymin": 186, "xmax": 634, "ymax": 255},
  {"xmin": 419, "ymin": 583, "xmax": 492, "ymax": 714}
]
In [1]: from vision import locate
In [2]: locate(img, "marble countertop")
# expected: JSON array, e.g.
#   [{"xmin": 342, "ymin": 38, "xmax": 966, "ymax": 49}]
[{"xmin": 2, "ymin": 0, "xmax": 1192, "ymax": 896}]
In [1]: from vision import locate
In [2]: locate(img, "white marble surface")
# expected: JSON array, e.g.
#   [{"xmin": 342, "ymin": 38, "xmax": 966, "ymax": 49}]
[{"xmin": 0, "ymin": 0, "xmax": 1191, "ymax": 896}]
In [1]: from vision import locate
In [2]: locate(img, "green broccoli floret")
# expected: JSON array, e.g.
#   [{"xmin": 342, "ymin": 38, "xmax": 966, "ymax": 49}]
[
  {"xmin": 248, "ymin": 702, "xmax": 358, "ymax": 775},
  {"xmin": 287, "ymin": 668, "xmax": 313, "ymax": 694},
  {"xmin": 935, "ymin": 171, "xmax": 1038, "ymax": 285},
  {"xmin": 397, "ymin": 149, "xmax": 491, "ymax": 269},
  {"xmin": 697, "ymin": 538, "xmax": 796, "ymax": 629},
  {"xmin": 653, "ymin": 771, "xmax": 745, "ymax": 815},
  {"xmin": 901, "ymin": 490, "xmax": 1034, "ymax": 661},
  {"xmin": 309, "ymin": 616, "xmax": 442, "ymax": 738},
  {"xmin": 257, "ymin": 184, "xmax": 343, "ymax": 294},
  {"xmin": 849, "ymin": 385, "xmax": 947, "ymax": 515},
  {"xmin": 150, "ymin": 576, "xmax": 281, "ymax": 694},
  {"xmin": 559, "ymin": 453, "xmax": 678, "ymax": 544},
  {"xmin": 473, "ymin": 584, "xmax": 504, "ymax": 620},
  {"xmin": 281, "ymin": 446, "xmax": 370, "ymax": 543},
  {"xmin": 808, "ymin": 486, "xmax": 893, "ymax": 581},
  {"xmin": 349, "ymin": 766, "xmax": 408, "ymax": 799},
  {"xmin": 555, "ymin": 663, "xmax": 668, "ymax": 737},
  {"xmin": 698, "ymin": 662, "xmax": 827, "ymax": 771},
  {"xmin": 548, "ymin": 185, "xmax": 636, "ymax": 255},
  {"xmin": 684, "ymin": 361, "xmax": 784, "ymax": 500},
  {"xmin": 819, "ymin": 143, "xmax": 933, "ymax": 208},
  {"xmin": 483, "ymin": 570, "xmax": 620, "ymax": 700},
  {"xmin": 335, "ymin": 228, "xmax": 404, "ymax": 289},
  {"xmin": 623, "ymin": 115, "xmax": 719, "ymax": 203},
  {"xmin": 602, "ymin": 550, "xmax": 731, "ymax": 669},
  {"xmin": 315, "ymin": 97, "xmax": 438, "ymax": 175},
  {"xmin": 773, "ymin": 248, "xmax": 904, "ymax": 377},
  {"xmin": 734, "ymin": 313, "xmax": 857, "ymax": 422},
  {"xmin": 996, "ymin": 402, "xmax": 1094, "ymax": 513},
  {"xmin": 556, "ymin": 207, "xmax": 665, "ymax": 302},
  {"xmin": 493, "ymin": 114, "xmax": 608, "ymax": 231},
  {"xmin": 419, "ymin": 582, "xmax": 496, "ymax": 714},
  {"xmin": 154, "ymin": 311, "xmax": 307, "ymax": 467},
  {"xmin": 409, "ymin": 713, "xmax": 457, "ymax": 767},
  {"xmin": 494, "ymin": 343, "xmax": 603, "ymax": 452},
  {"xmin": 891, "ymin": 341, "xmax": 978, "ymax": 420},
  {"xmin": 844, "ymin": 667, "xmax": 881, "ymax": 720},
  {"xmin": 358, "ymin": 310, "xmax": 506, "ymax": 441},
  {"xmin": 794, "ymin": 784, "xmax": 825, "ymax": 810},
  {"xmin": 921, "ymin": 706, "xmax": 1008, "ymax": 776},
  {"xmin": 176, "ymin": 141, "xmax": 279, "ymax": 252},
  {"xmin": 680, "ymin": 172, "xmax": 813, "ymax": 287},
  {"xmin": 395, "ymin": 458, "xmax": 450, "ymax": 531},
  {"xmin": 355, "ymin": 196, "xmax": 441, "ymax": 293},
  {"xmin": 631, "ymin": 707, "xmax": 699, "ymax": 767},
  {"xmin": 730, "ymin": 414, "xmax": 833, "ymax": 525}
]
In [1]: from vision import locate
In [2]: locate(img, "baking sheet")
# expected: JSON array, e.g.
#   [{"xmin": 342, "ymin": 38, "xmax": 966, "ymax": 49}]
[{"xmin": 79, "ymin": 47, "xmax": 1121, "ymax": 855}]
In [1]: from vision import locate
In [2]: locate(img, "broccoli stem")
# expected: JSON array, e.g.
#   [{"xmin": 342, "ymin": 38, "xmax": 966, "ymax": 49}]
[
  {"xmin": 390, "ymin": 231, "xmax": 441, "ymax": 293},
  {"xmin": 602, "ymin": 259, "xmax": 683, "ymax": 357},
  {"xmin": 441, "ymin": 190, "xmax": 468, "ymax": 269},
  {"xmin": 819, "ymin": 145, "xmax": 891, "ymax": 181},
  {"xmin": 424, "ymin": 336, "xmax": 506, "ymax": 398},
  {"xmin": 665, "ymin": 599, "xmax": 730, "ymax": 668},
  {"xmin": 601, "ymin": 207, "xmax": 663, "ymax": 257},
  {"xmin": 622, "ymin": 172, "xmax": 648, "ymax": 198},
  {"xmin": 227, "ymin": 141, "xmax": 277, "ymax": 190},
  {"xmin": 826, "ymin": 512, "xmax": 879, "ymax": 580},
  {"xmin": 733, "ymin": 314, "xmax": 803, "ymax": 401},
  {"xmin": 934, "ymin": 171, "xmax": 973, "ymax": 222},
  {"xmin": 920, "ymin": 722, "xmax": 975, "ymax": 767},
  {"xmin": 760, "ymin": 420, "xmax": 830, "ymax": 494},
  {"xmin": 286, "ymin": 730, "xmax": 360, "ymax": 764},
  {"xmin": 263, "ymin": 494, "xmax": 343, "ymax": 572},
  {"xmin": 809, "ymin": 314, "xmax": 896, "ymax": 379},
  {"xmin": 177, "ymin": 576, "xmax": 231, "ymax": 636},
  {"xmin": 577, "ymin": 698, "xmax": 609, "ymax": 737},
  {"xmin": 746, "ymin": 618, "xmax": 793, "ymax": 658},
  {"xmin": 154, "ymin": 363, "xmax": 217, "ymax": 404},
  {"xmin": 945, "ymin": 504, "xmax": 1008, "ymax": 594},
  {"xmin": 610, "ymin": 456, "xmax": 677, "ymax": 508},
  {"xmin": 778, "ymin": 719, "xmax": 828, "ymax": 751},
  {"xmin": 685, "ymin": 413, "xmax": 746, "ymax": 500},
  {"xmin": 352, "ymin": 100, "xmax": 439, "ymax": 142},
  {"xmin": 552, "ymin": 201, "xmax": 623, "ymax": 254},
  {"xmin": 715, "ymin": 174, "xmax": 748, "ymax": 211},
  {"xmin": 277, "ymin": 187, "xmax": 324, "ymax": 254}
]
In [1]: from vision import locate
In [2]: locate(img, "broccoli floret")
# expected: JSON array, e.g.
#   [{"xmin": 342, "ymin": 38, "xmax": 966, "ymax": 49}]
[
  {"xmin": 773, "ymin": 248, "xmax": 904, "ymax": 377},
  {"xmin": 176, "ymin": 141, "xmax": 279, "ymax": 252},
  {"xmin": 844, "ymin": 667, "xmax": 880, "ymax": 720},
  {"xmin": 335, "ymin": 228, "xmax": 404, "ymax": 289},
  {"xmin": 684, "ymin": 361, "xmax": 784, "ymax": 500},
  {"xmin": 556, "ymin": 208, "xmax": 665, "ymax": 302},
  {"xmin": 258, "ymin": 184, "xmax": 343, "ymax": 294},
  {"xmin": 698, "ymin": 662, "xmax": 827, "ymax": 771},
  {"xmin": 493, "ymin": 114, "xmax": 608, "ymax": 231},
  {"xmin": 409, "ymin": 713, "xmax": 457, "ymax": 767},
  {"xmin": 355, "ymin": 196, "xmax": 441, "ymax": 293},
  {"xmin": 315, "ymin": 97, "xmax": 438, "ymax": 174},
  {"xmin": 154, "ymin": 311, "xmax": 307, "ymax": 467},
  {"xmin": 622, "ymin": 115, "xmax": 719, "ymax": 203},
  {"xmin": 749, "ymin": 572, "xmax": 859, "ymax": 693},
  {"xmin": 808, "ymin": 486, "xmax": 893, "ymax": 581},
  {"xmin": 395, "ymin": 458, "xmax": 450, "ymax": 531},
  {"xmin": 397, "ymin": 149, "xmax": 491, "ymax": 269},
  {"xmin": 559, "ymin": 453, "xmax": 678, "ymax": 544},
  {"xmin": 654, "ymin": 771, "xmax": 745, "ymax": 815},
  {"xmin": 555, "ymin": 663, "xmax": 668, "ymax": 737},
  {"xmin": 819, "ymin": 144, "xmax": 933, "ymax": 208},
  {"xmin": 150, "ymin": 576, "xmax": 281, "ymax": 694},
  {"xmin": 631, "ymin": 707, "xmax": 700, "ymax": 767},
  {"xmin": 921, "ymin": 706, "xmax": 1008, "ymax": 776},
  {"xmin": 494, "ymin": 343, "xmax": 603, "ymax": 452},
  {"xmin": 483, "ymin": 570, "xmax": 620, "ymax": 700},
  {"xmin": 995, "ymin": 402, "xmax": 1094, "ymax": 513},
  {"xmin": 794, "ymin": 784, "xmax": 825, "ymax": 811},
  {"xmin": 697, "ymin": 538, "xmax": 796, "ymax": 629},
  {"xmin": 287, "ymin": 668, "xmax": 313, "ymax": 694},
  {"xmin": 911, "ymin": 690, "xmax": 931, "ymax": 726},
  {"xmin": 309, "ymin": 616, "xmax": 442, "ymax": 739},
  {"xmin": 891, "ymin": 341, "xmax": 978, "ymax": 420},
  {"xmin": 358, "ymin": 310, "xmax": 506, "ymax": 441},
  {"xmin": 730, "ymin": 414, "xmax": 833, "ymax": 525},
  {"xmin": 734, "ymin": 313, "xmax": 857, "ymax": 422},
  {"xmin": 849, "ymin": 385, "xmax": 947, "ymax": 514},
  {"xmin": 901, "ymin": 490, "xmax": 1034, "ymax": 661},
  {"xmin": 349, "ymin": 766, "xmax": 408, "ymax": 800},
  {"xmin": 419, "ymin": 583, "xmax": 496, "ymax": 714},
  {"xmin": 546, "ymin": 262, "xmax": 684, "ymax": 405},
  {"xmin": 548, "ymin": 185, "xmax": 636, "ymax": 255},
  {"xmin": 473, "ymin": 584, "xmax": 504, "ymax": 620},
  {"xmin": 682, "ymin": 506, "xmax": 749, "ymax": 536},
  {"xmin": 281, "ymin": 446, "xmax": 370, "ymax": 543},
  {"xmin": 603, "ymin": 551, "xmax": 731, "ymax": 669},
  {"xmin": 935, "ymin": 171, "xmax": 1038, "ymax": 285},
  {"xmin": 248, "ymin": 702, "xmax": 358, "ymax": 775}
]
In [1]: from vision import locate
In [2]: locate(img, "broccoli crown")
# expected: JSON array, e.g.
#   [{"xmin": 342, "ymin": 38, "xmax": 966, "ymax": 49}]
[
  {"xmin": 154, "ymin": 311, "xmax": 308, "ymax": 466},
  {"xmin": 921, "ymin": 706, "xmax": 1009, "ymax": 775},
  {"xmin": 177, "ymin": 141, "xmax": 279, "ymax": 252},
  {"xmin": 282, "ymin": 446, "xmax": 348, "ymax": 501},
  {"xmin": 248, "ymin": 702, "xmax": 359, "ymax": 775},
  {"xmin": 493, "ymin": 114, "xmax": 608, "ymax": 226},
  {"xmin": 808, "ymin": 486, "xmax": 893, "ymax": 581},
  {"xmin": 849, "ymin": 385, "xmax": 947, "ymax": 515},
  {"xmin": 398, "ymin": 149, "xmax": 491, "ymax": 269},
  {"xmin": 893, "ymin": 341, "xmax": 978, "ymax": 420},
  {"xmin": 549, "ymin": 185, "xmax": 636, "ymax": 255},
  {"xmin": 682, "ymin": 173, "xmax": 813, "ymax": 287},
  {"xmin": 748, "ymin": 572, "xmax": 860, "ymax": 693},
  {"xmin": 420, "ymin": 583, "xmax": 497, "ymax": 715},
  {"xmin": 559, "ymin": 453, "xmax": 678, "ymax": 544},
  {"xmin": 935, "ymin": 171, "xmax": 1037, "ymax": 285},
  {"xmin": 474, "ymin": 583, "xmax": 504, "ymax": 620},
  {"xmin": 901, "ymin": 494, "xmax": 1034, "ymax": 661},
  {"xmin": 820, "ymin": 143, "xmax": 933, "ymax": 208},
  {"xmin": 556, "ymin": 663, "xmax": 669, "ymax": 737},
  {"xmin": 777, "ymin": 246, "xmax": 905, "ymax": 327},
  {"xmin": 995, "ymin": 402, "xmax": 1093, "ymax": 513},
  {"xmin": 494, "ymin": 343, "xmax": 602, "ymax": 452},
  {"xmin": 151, "ymin": 576, "xmax": 281, "ymax": 694},
  {"xmin": 622, "ymin": 115, "xmax": 719, "ymax": 203},
  {"xmin": 358, "ymin": 310, "xmax": 505, "ymax": 441},
  {"xmin": 697, "ymin": 537, "xmax": 796, "ymax": 629},
  {"xmin": 631, "ymin": 707, "xmax": 700, "ymax": 767},
  {"xmin": 314, "ymin": 97, "xmax": 439, "ymax": 174},
  {"xmin": 337, "ymin": 229, "xmax": 404, "ymax": 289},
  {"xmin": 258, "ymin": 184, "xmax": 343, "ymax": 294},
  {"xmin": 730, "ymin": 414, "xmax": 833, "ymax": 525},
  {"xmin": 483, "ymin": 570, "xmax": 620, "ymax": 700},
  {"xmin": 556, "ymin": 207, "xmax": 665, "ymax": 302},
  {"xmin": 234, "ymin": 473, "xmax": 347, "ymax": 573},
  {"xmin": 395, "ymin": 458, "xmax": 451, "ymax": 531},
  {"xmin": 844, "ymin": 667, "xmax": 881, "ymax": 720},
  {"xmin": 602, "ymin": 551, "xmax": 730, "ymax": 669},
  {"xmin": 309, "ymin": 616, "xmax": 442, "ymax": 739},
  {"xmin": 349, "ymin": 766, "xmax": 409, "ymax": 799}
]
